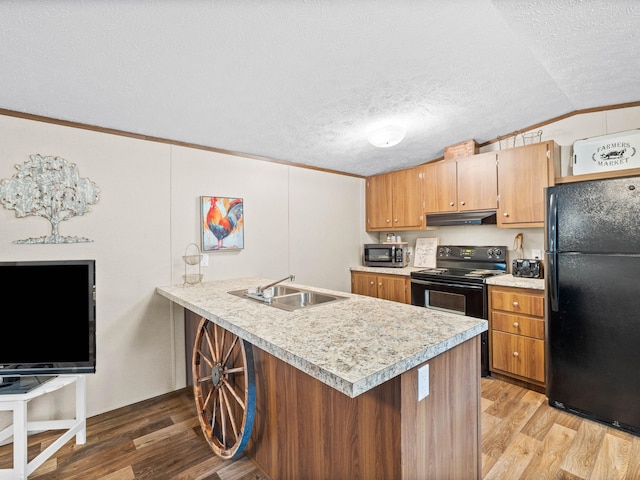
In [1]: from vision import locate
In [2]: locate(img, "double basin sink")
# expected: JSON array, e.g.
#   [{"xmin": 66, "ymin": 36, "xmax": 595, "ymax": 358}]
[{"xmin": 228, "ymin": 285, "xmax": 347, "ymax": 311}]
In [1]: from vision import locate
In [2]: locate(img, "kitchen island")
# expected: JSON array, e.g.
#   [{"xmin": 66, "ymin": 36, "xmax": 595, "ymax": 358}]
[{"xmin": 157, "ymin": 277, "xmax": 486, "ymax": 479}]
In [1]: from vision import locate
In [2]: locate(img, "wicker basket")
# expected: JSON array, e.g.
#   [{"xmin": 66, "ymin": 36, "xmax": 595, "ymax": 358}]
[
  {"xmin": 444, "ymin": 139, "xmax": 478, "ymax": 159},
  {"xmin": 498, "ymin": 131, "xmax": 519, "ymax": 150},
  {"xmin": 521, "ymin": 130, "xmax": 543, "ymax": 145}
]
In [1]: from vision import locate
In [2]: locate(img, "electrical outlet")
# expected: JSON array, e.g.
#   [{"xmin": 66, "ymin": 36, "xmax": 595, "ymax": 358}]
[
  {"xmin": 418, "ymin": 364, "xmax": 429, "ymax": 401},
  {"xmin": 200, "ymin": 254, "xmax": 209, "ymax": 267},
  {"xmin": 532, "ymin": 249, "xmax": 542, "ymax": 259}
]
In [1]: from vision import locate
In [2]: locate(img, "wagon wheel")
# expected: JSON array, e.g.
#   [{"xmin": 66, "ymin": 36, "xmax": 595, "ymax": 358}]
[{"xmin": 192, "ymin": 317, "xmax": 256, "ymax": 459}]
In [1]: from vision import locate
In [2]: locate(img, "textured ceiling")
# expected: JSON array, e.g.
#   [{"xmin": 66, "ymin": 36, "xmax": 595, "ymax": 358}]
[{"xmin": 0, "ymin": 1, "xmax": 638, "ymax": 176}]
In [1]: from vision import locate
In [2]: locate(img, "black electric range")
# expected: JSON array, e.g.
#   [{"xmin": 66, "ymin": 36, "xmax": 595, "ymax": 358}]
[
  {"xmin": 411, "ymin": 245, "xmax": 508, "ymax": 283},
  {"xmin": 410, "ymin": 245, "xmax": 508, "ymax": 377}
]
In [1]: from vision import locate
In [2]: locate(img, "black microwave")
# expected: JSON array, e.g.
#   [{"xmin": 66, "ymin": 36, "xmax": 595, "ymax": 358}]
[{"xmin": 364, "ymin": 243, "xmax": 408, "ymax": 268}]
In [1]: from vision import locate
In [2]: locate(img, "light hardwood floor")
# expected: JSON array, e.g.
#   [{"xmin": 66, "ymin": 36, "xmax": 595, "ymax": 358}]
[{"xmin": 1, "ymin": 377, "xmax": 639, "ymax": 479}]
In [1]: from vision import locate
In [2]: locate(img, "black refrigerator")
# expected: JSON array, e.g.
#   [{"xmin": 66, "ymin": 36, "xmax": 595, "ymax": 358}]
[{"xmin": 545, "ymin": 175, "xmax": 640, "ymax": 435}]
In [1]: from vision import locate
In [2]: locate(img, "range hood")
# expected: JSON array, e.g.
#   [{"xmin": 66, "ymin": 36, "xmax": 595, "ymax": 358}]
[{"xmin": 426, "ymin": 210, "xmax": 497, "ymax": 226}]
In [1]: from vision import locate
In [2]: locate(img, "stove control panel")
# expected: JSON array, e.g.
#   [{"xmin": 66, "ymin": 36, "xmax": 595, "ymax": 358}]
[{"xmin": 437, "ymin": 245, "xmax": 507, "ymax": 262}]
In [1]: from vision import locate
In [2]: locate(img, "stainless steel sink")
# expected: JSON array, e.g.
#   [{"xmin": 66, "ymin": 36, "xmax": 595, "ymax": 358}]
[
  {"xmin": 270, "ymin": 291, "xmax": 346, "ymax": 311},
  {"xmin": 264, "ymin": 285, "xmax": 300, "ymax": 296},
  {"xmin": 228, "ymin": 287, "xmax": 347, "ymax": 311}
]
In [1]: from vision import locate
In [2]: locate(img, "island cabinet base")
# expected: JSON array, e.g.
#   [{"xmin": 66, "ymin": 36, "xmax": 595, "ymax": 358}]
[{"xmin": 245, "ymin": 337, "xmax": 481, "ymax": 480}]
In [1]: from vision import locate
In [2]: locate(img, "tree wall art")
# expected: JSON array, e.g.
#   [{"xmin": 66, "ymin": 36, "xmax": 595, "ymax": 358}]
[{"xmin": 0, "ymin": 154, "xmax": 100, "ymax": 244}]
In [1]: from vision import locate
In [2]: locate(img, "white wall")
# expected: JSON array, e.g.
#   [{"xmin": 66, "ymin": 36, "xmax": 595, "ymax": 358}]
[{"xmin": 0, "ymin": 114, "xmax": 364, "ymax": 426}]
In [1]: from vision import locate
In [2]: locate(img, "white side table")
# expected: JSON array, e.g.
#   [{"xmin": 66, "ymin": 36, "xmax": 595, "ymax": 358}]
[{"xmin": 0, "ymin": 375, "xmax": 87, "ymax": 480}]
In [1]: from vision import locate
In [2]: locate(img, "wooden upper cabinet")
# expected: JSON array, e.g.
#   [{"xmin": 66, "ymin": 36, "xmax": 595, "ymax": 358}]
[
  {"xmin": 391, "ymin": 167, "xmax": 423, "ymax": 228},
  {"xmin": 456, "ymin": 152, "xmax": 498, "ymax": 211},
  {"xmin": 366, "ymin": 173, "xmax": 393, "ymax": 229},
  {"xmin": 366, "ymin": 167, "xmax": 423, "ymax": 230},
  {"xmin": 497, "ymin": 142, "xmax": 556, "ymax": 228},
  {"xmin": 422, "ymin": 160, "xmax": 457, "ymax": 213},
  {"xmin": 366, "ymin": 140, "xmax": 557, "ymax": 231},
  {"xmin": 423, "ymin": 151, "xmax": 497, "ymax": 214}
]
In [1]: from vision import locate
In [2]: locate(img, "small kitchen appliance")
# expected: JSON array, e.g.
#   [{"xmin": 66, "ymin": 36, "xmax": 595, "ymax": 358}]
[
  {"xmin": 410, "ymin": 245, "xmax": 508, "ymax": 377},
  {"xmin": 364, "ymin": 243, "xmax": 408, "ymax": 268},
  {"xmin": 512, "ymin": 258, "xmax": 543, "ymax": 278}
]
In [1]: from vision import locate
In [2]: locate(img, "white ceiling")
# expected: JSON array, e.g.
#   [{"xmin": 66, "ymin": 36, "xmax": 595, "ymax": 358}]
[{"xmin": 1, "ymin": 1, "xmax": 638, "ymax": 177}]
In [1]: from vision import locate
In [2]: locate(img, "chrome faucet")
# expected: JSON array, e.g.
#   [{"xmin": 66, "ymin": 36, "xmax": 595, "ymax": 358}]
[{"xmin": 257, "ymin": 274, "xmax": 295, "ymax": 294}]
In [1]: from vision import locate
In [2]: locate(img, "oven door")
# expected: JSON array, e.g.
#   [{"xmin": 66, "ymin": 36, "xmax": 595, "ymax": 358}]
[
  {"xmin": 410, "ymin": 278, "xmax": 485, "ymax": 319},
  {"xmin": 410, "ymin": 277, "xmax": 489, "ymax": 376}
]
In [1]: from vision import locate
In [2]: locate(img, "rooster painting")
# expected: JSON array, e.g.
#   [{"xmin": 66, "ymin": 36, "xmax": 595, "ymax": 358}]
[{"xmin": 202, "ymin": 196, "xmax": 244, "ymax": 250}]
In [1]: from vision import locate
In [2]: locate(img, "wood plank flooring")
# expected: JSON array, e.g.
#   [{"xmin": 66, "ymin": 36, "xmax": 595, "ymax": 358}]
[{"xmin": 1, "ymin": 377, "xmax": 638, "ymax": 479}]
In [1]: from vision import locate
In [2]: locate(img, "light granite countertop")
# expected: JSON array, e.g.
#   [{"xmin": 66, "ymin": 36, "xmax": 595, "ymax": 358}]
[
  {"xmin": 156, "ymin": 277, "xmax": 487, "ymax": 398},
  {"xmin": 350, "ymin": 265, "xmax": 424, "ymax": 276},
  {"xmin": 485, "ymin": 274, "xmax": 545, "ymax": 290},
  {"xmin": 352, "ymin": 266, "xmax": 546, "ymax": 292}
]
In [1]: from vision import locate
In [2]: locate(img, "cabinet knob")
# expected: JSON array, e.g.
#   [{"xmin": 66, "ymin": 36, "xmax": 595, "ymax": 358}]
[
  {"xmin": 386, "ymin": 219, "xmax": 390, "ymax": 223},
  {"xmin": 513, "ymin": 301, "xmax": 519, "ymax": 307},
  {"xmin": 513, "ymin": 351, "xmax": 519, "ymax": 357},
  {"xmin": 378, "ymin": 282, "xmax": 383, "ymax": 287},
  {"xmin": 369, "ymin": 281, "xmax": 375, "ymax": 285},
  {"xmin": 394, "ymin": 219, "xmax": 398, "ymax": 223},
  {"xmin": 460, "ymin": 201, "xmax": 465, "ymax": 205},
  {"xmin": 449, "ymin": 201, "xmax": 455, "ymax": 206},
  {"xmin": 503, "ymin": 212, "xmax": 509, "ymax": 217},
  {"xmin": 513, "ymin": 322, "xmax": 519, "ymax": 328}
]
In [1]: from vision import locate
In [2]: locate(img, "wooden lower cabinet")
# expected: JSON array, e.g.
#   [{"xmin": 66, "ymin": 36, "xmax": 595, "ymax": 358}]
[
  {"xmin": 489, "ymin": 285, "xmax": 545, "ymax": 388},
  {"xmin": 351, "ymin": 270, "xmax": 410, "ymax": 304},
  {"xmin": 491, "ymin": 331, "xmax": 544, "ymax": 382}
]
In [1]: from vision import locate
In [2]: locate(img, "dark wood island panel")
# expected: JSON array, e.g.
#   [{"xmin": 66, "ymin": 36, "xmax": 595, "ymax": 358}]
[{"xmin": 244, "ymin": 334, "xmax": 480, "ymax": 480}]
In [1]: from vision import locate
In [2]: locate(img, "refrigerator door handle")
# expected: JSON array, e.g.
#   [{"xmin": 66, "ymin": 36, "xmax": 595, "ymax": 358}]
[
  {"xmin": 549, "ymin": 252, "xmax": 559, "ymax": 311},
  {"xmin": 547, "ymin": 190, "xmax": 559, "ymax": 311},
  {"xmin": 547, "ymin": 191, "xmax": 557, "ymax": 252}
]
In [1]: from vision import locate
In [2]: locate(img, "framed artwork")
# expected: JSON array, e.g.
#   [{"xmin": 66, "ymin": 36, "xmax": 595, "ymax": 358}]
[{"xmin": 201, "ymin": 196, "xmax": 244, "ymax": 251}]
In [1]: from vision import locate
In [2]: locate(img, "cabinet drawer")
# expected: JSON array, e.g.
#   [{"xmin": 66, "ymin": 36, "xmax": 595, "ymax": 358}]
[
  {"xmin": 491, "ymin": 331, "xmax": 545, "ymax": 383},
  {"xmin": 490, "ymin": 288, "xmax": 544, "ymax": 316},
  {"xmin": 492, "ymin": 311, "xmax": 544, "ymax": 339}
]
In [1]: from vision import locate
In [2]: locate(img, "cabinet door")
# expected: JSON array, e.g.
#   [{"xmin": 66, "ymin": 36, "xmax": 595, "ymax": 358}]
[
  {"xmin": 391, "ymin": 167, "xmax": 423, "ymax": 228},
  {"xmin": 423, "ymin": 160, "xmax": 457, "ymax": 213},
  {"xmin": 497, "ymin": 142, "xmax": 552, "ymax": 227},
  {"xmin": 366, "ymin": 173, "xmax": 393, "ymax": 229},
  {"xmin": 377, "ymin": 275, "xmax": 409, "ymax": 303},
  {"xmin": 456, "ymin": 152, "xmax": 497, "ymax": 211},
  {"xmin": 492, "ymin": 331, "xmax": 545, "ymax": 382},
  {"xmin": 351, "ymin": 272, "xmax": 378, "ymax": 298}
]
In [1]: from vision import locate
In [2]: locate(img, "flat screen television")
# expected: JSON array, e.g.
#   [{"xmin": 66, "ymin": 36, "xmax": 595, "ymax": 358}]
[{"xmin": 0, "ymin": 259, "xmax": 96, "ymax": 391}]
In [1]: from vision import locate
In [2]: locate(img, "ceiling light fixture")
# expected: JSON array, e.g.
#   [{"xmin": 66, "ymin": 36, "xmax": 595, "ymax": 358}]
[{"xmin": 367, "ymin": 125, "xmax": 406, "ymax": 148}]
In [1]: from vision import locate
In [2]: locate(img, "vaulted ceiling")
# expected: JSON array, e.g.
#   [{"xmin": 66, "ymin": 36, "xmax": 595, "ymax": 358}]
[{"xmin": 1, "ymin": 1, "xmax": 638, "ymax": 176}]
